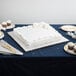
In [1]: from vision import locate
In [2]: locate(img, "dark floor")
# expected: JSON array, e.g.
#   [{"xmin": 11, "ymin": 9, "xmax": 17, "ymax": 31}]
[{"xmin": 0, "ymin": 57, "xmax": 76, "ymax": 76}]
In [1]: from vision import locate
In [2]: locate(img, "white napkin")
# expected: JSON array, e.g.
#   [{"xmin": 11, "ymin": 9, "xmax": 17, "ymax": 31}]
[
  {"xmin": 8, "ymin": 22, "xmax": 68, "ymax": 51},
  {"xmin": 0, "ymin": 40, "xmax": 23, "ymax": 55}
]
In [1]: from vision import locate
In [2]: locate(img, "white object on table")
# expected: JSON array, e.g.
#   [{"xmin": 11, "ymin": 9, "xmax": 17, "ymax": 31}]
[
  {"xmin": 0, "ymin": 40, "xmax": 23, "ymax": 55},
  {"xmin": 8, "ymin": 22, "xmax": 68, "ymax": 51},
  {"xmin": 64, "ymin": 42, "xmax": 76, "ymax": 55},
  {"xmin": 60, "ymin": 25, "xmax": 76, "ymax": 31},
  {"xmin": 67, "ymin": 31, "xmax": 76, "ymax": 39},
  {"xmin": 6, "ymin": 24, "xmax": 15, "ymax": 29},
  {"xmin": 0, "ymin": 31, "xmax": 4, "ymax": 39}
]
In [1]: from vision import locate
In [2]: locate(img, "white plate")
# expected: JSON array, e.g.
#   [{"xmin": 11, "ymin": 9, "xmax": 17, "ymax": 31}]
[
  {"xmin": 60, "ymin": 25, "xmax": 76, "ymax": 31},
  {"xmin": 6, "ymin": 24, "xmax": 15, "ymax": 29},
  {"xmin": 8, "ymin": 31, "xmax": 68, "ymax": 51},
  {"xmin": 64, "ymin": 43, "xmax": 76, "ymax": 55},
  {"xmin": 0, "ymin": 40, "xmax": 23, "ymax": 55},
  {"xmin": 1, "ymin": 24, "xmax": 15, "ymax": 30}
]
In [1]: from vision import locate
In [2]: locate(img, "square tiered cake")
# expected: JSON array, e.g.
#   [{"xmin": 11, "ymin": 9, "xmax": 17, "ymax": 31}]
[{"xmin": 8, "ymin": 22, "xmax": 68, "ymax": 51}]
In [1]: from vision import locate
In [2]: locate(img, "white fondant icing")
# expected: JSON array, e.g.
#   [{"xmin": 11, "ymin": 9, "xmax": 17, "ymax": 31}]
[{"xmin": 14, "ymin": 22, "xmax": 67, "ymax": 47}]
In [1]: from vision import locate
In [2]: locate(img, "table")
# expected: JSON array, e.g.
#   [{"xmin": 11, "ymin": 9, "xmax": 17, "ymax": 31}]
[
  {"xmin": 0, "ymin": 24, "xmax": 76, "ymax": 76},
  {"xmin": 1, "ymin": 24, "xmax": 76, "ymax": 57}
]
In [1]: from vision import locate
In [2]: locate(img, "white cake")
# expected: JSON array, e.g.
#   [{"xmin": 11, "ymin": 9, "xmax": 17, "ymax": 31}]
[{"xmin": 8, "ymin": 22, "xmax": 68, "ymax": 51}]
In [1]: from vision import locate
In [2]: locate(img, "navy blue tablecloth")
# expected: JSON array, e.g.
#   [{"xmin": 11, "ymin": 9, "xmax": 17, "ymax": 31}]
[{"xmin": 1, "ymin": 24, "xmax": 76, "ymax": 57}]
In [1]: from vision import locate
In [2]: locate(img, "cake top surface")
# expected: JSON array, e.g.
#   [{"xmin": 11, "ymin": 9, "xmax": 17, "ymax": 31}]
[{"xmin": 14, "ymin": 22, "xmax": 62, "ymax": 43}]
